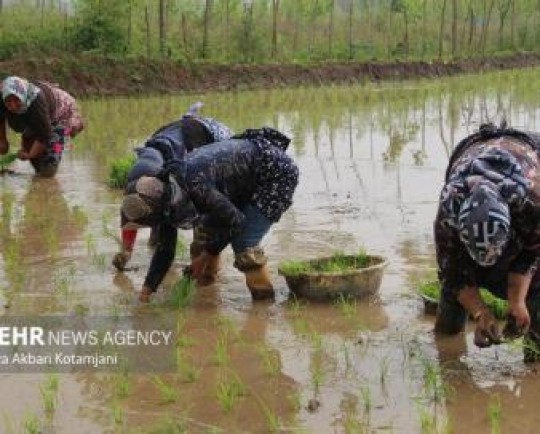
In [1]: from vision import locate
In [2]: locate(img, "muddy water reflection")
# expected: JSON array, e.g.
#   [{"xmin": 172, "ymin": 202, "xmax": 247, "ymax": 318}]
[{"xmin": 2, "ymin": 69, "xmax": 540, "ymax": 432}]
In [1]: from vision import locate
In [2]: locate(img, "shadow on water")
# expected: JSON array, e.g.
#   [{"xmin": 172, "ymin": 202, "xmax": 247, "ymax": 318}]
[{"xmin": 2, "ymin": 69, "xmax": 540, "ymax": 432}]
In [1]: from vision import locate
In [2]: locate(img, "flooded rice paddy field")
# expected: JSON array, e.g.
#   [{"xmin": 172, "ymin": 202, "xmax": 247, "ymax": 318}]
[{"xmin": 3, "ymin": 69, "xmax": 540, "ymax": 433}]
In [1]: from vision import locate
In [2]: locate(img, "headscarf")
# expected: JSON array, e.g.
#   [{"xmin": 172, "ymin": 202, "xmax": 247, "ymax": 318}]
[
  {"xmin": 2, "ymin": 76, "xmax": 41, "ymax": 113},
  {"xmin": 121, "ymin": 174, "xmax": 195, "ymax": 229},
  {"xmin": 457, "ymin": 181, "xmax": 511, "ymax": 267}
]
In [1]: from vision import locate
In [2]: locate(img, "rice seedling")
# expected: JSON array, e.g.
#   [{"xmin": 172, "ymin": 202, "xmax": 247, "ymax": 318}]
[
  {"xmin": 342, "ymin": 407, "xmax": 363, "ymax": 434},
  {"xmin": 418, "ymin": 404, "xmax": 437, "ymax": 434},
  {"xmin": 310, "ymin": 352, "xmax": 325, "ymax": 392},
  {"xmin": 108, "ymin": 154, "xmax": 136, "ymax": 189},
  {"xmin": 256, "ymin": 344, "xmax": 281, "ymax": 376},
  {"xmin": 215, "ymin": 372, "xmax": 246, "ymax": 413},
  {"xmin": 359, "ymin": 385, "xmax": 372, "ymax": 416},
  {"xmin": 168, "ymin": 277, "xmax": 196, "ymax": 309},
  {"xmin": 213, "ymin": 331, "xmax": 230, "ymax": 367},
  {"xmin": 176, "ymin": 351, "xmax": 201, "ymax": 383},
  {"xmin": 488, "ymin": 395, "xmax": 502, "ymax": 434},
  {"xmin": 92, "ymin": 253, "xmax": 108, "ymax": 272},
  {"xmin": 254, "ymin": 395, "xmax": 281, "ymax": 433},
  {"xmin": 417, "ymin": 280, "xmax": 507, "ymax": 320},
  {"xmin": 334, "ymin": 294, "xmax": 357, "ymax": 319},
  {"xmin": 40, "ymin": 373, "xmax": 59, "ymax": 421},
  {"xmin": 379, "ymin": 355, "xmax": 391, "ymax": 386},
  {"xmin": 113, "ymin": 371, "xmax": 132, "ymax": 399},
  {"xmin": 421, "ymin": 357, "xmax": 450, "ymax": 404},
  {"xmin": 151, "ymin": 375, "xmax": 178, "ymax": 404},
  {"xmin": 0, "ymin": 153, "xmax": 17, "ymax": 173},
  {"xmin": 21, "ymin": 412, "xmax": 40, "ymax": 434},
  {"xmin": 287, "ymin": 390, "xmax": 302, "ymax": 413},
  {"xmin": 112, "ymin": 402, "xmax": 124, "ymax": 426},
  {"xmin": 71, "ymin": 205, "xmax": 88, "ymax": 228},
  {"xmin": 84, "ymin": 232, "xmax": 97, "ymax": 256}
]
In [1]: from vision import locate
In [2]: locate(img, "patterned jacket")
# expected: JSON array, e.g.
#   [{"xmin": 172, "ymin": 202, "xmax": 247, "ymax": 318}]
[
  {"xmin": 144, "ymin": 130, "xmax": 299, "ymax": 290},
  {"xmin": 434, "ymin": 127, "xmax": 540, "ymax": 296}
]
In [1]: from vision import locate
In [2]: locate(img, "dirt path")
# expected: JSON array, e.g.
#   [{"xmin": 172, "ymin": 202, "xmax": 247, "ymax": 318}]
[{"xmin": 1, "ymin": 52, "xmax": 539, "ymax": 97}]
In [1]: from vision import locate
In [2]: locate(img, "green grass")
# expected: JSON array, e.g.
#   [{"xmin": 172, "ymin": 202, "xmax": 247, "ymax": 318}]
[
  {"xmin": 108, "ymin": 154, "xmax": 136, "ymax": 189},
  {"xmin": 417, "ymin": 280, "xmax": 508, "ymax": 320},
  {"xmin": 279, "ymin": 251, "xmax": 373, "ymax": 276}
]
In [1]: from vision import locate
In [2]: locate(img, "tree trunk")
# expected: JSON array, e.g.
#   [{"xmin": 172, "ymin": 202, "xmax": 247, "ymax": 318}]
[
  {"xmin": 498, "ymin": 0, "xmax": 512, "ymax": 50},
  {"xmin": 438, "ymin": 0, "xmax": 448, "ymax": 58},
  {"xmin": 348, "ymin": 0, "xmax": 354, "ymax": 59},
  {"xmin": 127, "ymin": 0, "xmax": 132, "ymax": 53},
  {"xmin": 225, "ymin": 0, "xmax": 230, "ymax": 59},
  {"xmin": 510, "ymin": 0, "xmax": 516, "ymax": 48},
  {"xmin": 202, "ymin": 0, "xmax": 213, "ymax": 59},
  {"xmin": 145, "ymin": 4, "xmax": 151, "ymax": 57},
  {"xmin": 467, "ymin": 4, "xmax": 475, "ymax": 51},
  {"xmin": 271, "ymin": 0, "xmax": 280, "ymax": 59},
  {"xmin": 422, "ymin": 0, "xmax": 428, "ymax": 56},
  {"xmin": 451, "ymin": 0, "xmax": 458, "ymax": 55},
  {"xmin": 403, "ymin": 10, "xmax": 409, "ymax": 55},
  {"xmin": 328, "ymin": 0, "xmax": 335, "ymax": 57},
  {"xmin": 481, "ymin": 0, "xmax": 495, "ymax": 55},
  {"xmin": 181, "ymin": 13, "xmax": 188, "ymax": 51},
  {"xmin": 159, "ymin": 0, "xmax": 167, "ymax": 57}
]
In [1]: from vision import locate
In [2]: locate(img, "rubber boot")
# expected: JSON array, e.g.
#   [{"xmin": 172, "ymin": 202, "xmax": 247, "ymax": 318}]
[
  {"xmin": 198, "ymin": 254, "xmax": 220, "ymax": 286},
  {"xmin": 244, "ymin": 265, "xmax": 274, "ymax": 301}
]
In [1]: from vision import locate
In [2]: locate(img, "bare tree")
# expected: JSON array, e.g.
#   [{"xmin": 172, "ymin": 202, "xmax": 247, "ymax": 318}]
[
  {"xmin": 202, "ymin": 0, "xmax": 213, "ymax": 59},
  {"xmin": 328, "ymin": 0, "xmax": 335, "ymax": 57},
  {"xmin": 145, "ymin": 4, "xmax": 151, "ymax": 57},
  {"xmin": 480, "ymin": 0, "xmax": 495, "ymax": 55},
  {"xmin": 159, "ymin": 0, "xmax": 167, "ymax": 56},
  {"xmin": 348, "ymin": 0, "xmax": 354, "ymax": 59},
  {"xmin": 271, "ymin": 0, "xmax": 280, "ymax": 59},
  {"xmin": 451, "ymin": 0, "xmax": 458, "ymax": 55},
  {"xmin": 497, "ymin": 0, "xmax": 513, "ymax": 49},
  {"xmin": 438, "ymin": 0, "xmax": 448, "ymax": 58}
]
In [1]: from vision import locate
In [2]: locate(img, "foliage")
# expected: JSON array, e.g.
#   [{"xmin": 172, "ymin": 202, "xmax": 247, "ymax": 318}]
[
  {"xmin": 71, "ymin": 0, "xmax": 129, "ymax": 54},
  {"xmin": 2, "ymin": 0, "xmax": 540, "ymax": 63}
]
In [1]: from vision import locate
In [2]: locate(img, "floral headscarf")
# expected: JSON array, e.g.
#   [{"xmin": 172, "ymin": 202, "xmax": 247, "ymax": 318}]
[{"xmin": 2, "ymin": 76, "xmax": 41, "ymax": 113}]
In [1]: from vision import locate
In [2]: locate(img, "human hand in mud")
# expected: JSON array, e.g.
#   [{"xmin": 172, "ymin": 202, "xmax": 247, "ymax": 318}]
[
  {"xmin": 503, "ymin": 303, "xmax": 530, "ymax": 340},
  {"xmin": 112, "ymin": 250, "xmax": 131, "ymax": 271},
  {"xmin": 473, "ymin": 309, "xmax": 502, "ymax": 348},
  {"xmin": 17, "ymin": 149, "xmax": 30, "ymax": 160}
]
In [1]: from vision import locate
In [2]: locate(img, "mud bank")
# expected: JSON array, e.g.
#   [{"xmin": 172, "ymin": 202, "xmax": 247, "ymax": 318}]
[{"xmin": 1, "ymin": 52, "xmax": 539, "ymax": 98}]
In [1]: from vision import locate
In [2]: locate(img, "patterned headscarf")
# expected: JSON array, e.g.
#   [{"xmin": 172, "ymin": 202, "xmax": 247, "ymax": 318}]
[
  {"xmin": 457, "ymin": 181, "xmax": 510, "ymax": 267},
  {"xmin": 2, "ymin": 76, "xmax": 41, "ymax": 113}
]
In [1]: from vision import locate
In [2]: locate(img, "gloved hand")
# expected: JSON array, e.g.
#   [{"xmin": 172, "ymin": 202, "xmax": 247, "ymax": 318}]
[
  {"xmin": 473, "ymin": 309, "xmax": 502, "ymax": 348},
  {"xmin": 112, "ymin": 251, "xmax": 131, "ymax": 271}
]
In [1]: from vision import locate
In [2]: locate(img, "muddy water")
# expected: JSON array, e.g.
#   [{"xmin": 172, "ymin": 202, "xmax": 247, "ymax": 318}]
[{"xmin": 2, "ymin": 68, "xmax": 540, "ymax": 433}]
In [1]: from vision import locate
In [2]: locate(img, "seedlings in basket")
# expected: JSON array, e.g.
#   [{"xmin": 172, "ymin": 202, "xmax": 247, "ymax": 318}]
[{"xmin": 279, "ymin": 251, "xmax": 372, "ymax": 276}]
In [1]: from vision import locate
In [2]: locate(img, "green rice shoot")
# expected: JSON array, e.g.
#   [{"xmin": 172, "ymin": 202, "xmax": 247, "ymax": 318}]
[
  {"xmin": 0, "ymin": 153, "xmax": 17, "ymax": 172},
  {"xmin": 168, "ymin": 276, "xmax": 196, "ymax": 309},
  {"xmin": 417, "ymin": 280, "xmax": 508, "ymax": 320},
  {"xmin": 108, "ymin": 154, "xmax": 136, "ymax": 189}
]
